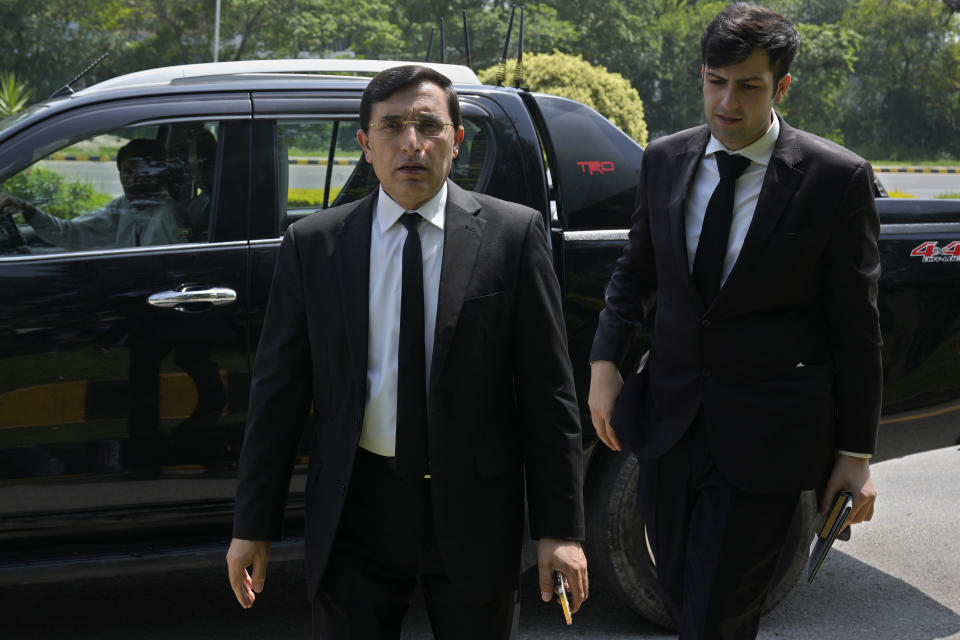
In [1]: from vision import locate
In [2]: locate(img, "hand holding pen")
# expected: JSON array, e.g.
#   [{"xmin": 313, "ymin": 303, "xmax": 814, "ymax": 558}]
[
  {"xmin": 554, "ymin": 571, "xmax": 573, "ymax": 625},
  {"xmin": 537, "ymin": 538, "xmax": 588, "ymax": 621}
]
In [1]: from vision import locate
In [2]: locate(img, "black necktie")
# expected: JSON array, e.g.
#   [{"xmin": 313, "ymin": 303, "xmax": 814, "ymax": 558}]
[
  {"xmin": 396, "ymin": 212, "xmax": 428, "ymax": 483},
  {"xmin": 692, "ymin": 151, "xmax": 751, "ymax": 306}
]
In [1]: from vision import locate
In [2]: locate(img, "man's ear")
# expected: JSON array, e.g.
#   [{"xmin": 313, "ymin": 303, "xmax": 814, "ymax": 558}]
[
  {"xmin": 357, "ymin": 128, "xmax": 372, "ymax": 162},
  {"xmin": 452, "ymin": 126, "xmax": 465, "ymax": 157},
  {"xmin": 774, "ymin": 73, "xmax": 791, "ymax": 103}
]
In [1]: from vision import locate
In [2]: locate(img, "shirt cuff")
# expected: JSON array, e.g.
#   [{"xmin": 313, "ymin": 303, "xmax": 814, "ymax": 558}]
[{"xmin": 837, "ymin": 450, "xmax": 872, "ymax": 459}]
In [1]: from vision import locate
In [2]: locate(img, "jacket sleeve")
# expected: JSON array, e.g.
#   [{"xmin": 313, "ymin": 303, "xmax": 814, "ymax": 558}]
[
  {"xmin": 589, "ymin": 148, "xmax": 659, "ymax": 366},
  {"xmin": 233, "ymin": 224, "xmax": 314, "ymax": 540},
  {"xmin": 514, "ymin": 209, "xmax": 585, "ymax": 541},
  {"xmin": 823, "ymin": 161, "xmax": 882, "ymax": 454}
]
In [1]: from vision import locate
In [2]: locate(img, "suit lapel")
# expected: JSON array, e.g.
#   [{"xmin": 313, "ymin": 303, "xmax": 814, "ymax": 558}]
[
  {"xmin": 429, "ymin": 181, "xmax": 484, "ymax": 394},
  {"xmin": 334, "ymin": 190, "xmax": 376, "ymax": 393},
  {"xmin": 719, "ymin": 117, "xmax": 805, "ymax": 306},
  {"xmin": 668, "ymin": 127, "xmax": 710, "ymax": 302}
]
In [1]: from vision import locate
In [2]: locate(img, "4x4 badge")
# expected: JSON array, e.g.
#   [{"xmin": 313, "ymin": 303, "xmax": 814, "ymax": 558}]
[{"xmin": 910, "ymin": 241, "xmax": 960, "ymax": 262}]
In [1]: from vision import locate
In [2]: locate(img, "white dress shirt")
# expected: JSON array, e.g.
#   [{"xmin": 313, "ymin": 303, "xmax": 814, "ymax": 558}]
[
  {"xmin": 360, "ymin": 184, "xmax": 446, "ymax": 457},
  {"xmin": 684, "ymin": 112, "xmax": 779, "ymax": 283}
]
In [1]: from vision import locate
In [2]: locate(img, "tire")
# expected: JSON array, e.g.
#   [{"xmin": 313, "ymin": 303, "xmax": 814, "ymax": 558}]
[
  {"xmin": 583, "ymin": 447, "xmax": 817, "ymax": 629},
  {"xmin": 584, "ymin": 446, "xmax": 674, "ymax": 628}
]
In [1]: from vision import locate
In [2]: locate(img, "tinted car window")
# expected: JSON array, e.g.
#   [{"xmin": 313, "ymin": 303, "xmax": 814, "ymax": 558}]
[
  {"xmin": 277, "ymin": 120, "xmax": 365, "ymax": 230},
  {"xmin": 0, "ymin": 122, "xmax": 223, "ymax": 255}
]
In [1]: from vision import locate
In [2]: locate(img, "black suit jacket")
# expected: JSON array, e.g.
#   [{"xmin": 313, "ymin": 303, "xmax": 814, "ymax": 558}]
[
  {"xmin": 591, "ymin": 116, "xmax": 882, "ymax": 492},
  {"xmin": 234, "ymin": 180, "xmax": 584, "ymax": 599}
]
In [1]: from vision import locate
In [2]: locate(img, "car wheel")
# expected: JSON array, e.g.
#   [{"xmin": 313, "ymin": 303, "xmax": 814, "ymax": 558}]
[
  {"xmin": 583, "ymin": 447, "xmax": 817, "ymax": 628},
  {"xmin": 584, "ymin": 446, "xmax": 673, "ymax": 628}
]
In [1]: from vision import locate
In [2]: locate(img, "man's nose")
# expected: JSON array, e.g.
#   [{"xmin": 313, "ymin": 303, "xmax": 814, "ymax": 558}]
[
  {"xmin": 398, "ymin": 123, "xmax": 424, "ymax": 152},
  {"xmin": 720, "ymin": 86, "xmax": 739, "ymax": 110}
]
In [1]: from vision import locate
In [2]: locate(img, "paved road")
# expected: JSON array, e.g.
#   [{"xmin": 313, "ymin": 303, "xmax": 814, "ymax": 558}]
[
  {"xmin": 877, "ymin": 172, "xmax": 959, "ymax": 199},
  {"xmin": 36, "ymin": 160, "xmax": 355, "ymax": 198},
  {"xmin": 3, "ymin": 446, "xmax": 958, "ymax": 639}
]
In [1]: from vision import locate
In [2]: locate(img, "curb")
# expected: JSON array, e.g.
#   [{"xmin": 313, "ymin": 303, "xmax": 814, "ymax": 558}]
[{"xmin": 872, "ymin": 166, "xmax": 959, "ymax": 174}]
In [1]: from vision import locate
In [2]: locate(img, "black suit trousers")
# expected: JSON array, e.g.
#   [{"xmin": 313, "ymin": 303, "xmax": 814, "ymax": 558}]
[
  {"xmin": 312, "ymin": 448, "xmax": 517, "ymax": 639},
  {"xmin": 637, "ymin": 413, "xmax": 801, "ymax": 640}
]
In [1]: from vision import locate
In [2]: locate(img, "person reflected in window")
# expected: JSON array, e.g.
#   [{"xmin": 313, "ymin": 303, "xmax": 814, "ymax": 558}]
[
  {"xmin": 183, "ymin": 130, "xmax": 217, "ymax": 241},
  {"xmin": 0, "ymin": 138, "xmax": 187, "ymax": 251}
]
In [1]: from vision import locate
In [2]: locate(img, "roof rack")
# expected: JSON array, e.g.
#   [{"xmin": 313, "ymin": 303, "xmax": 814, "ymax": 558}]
[{"xmin": 75, "ymin": 59, "xmax": 481, "ymax": 95}]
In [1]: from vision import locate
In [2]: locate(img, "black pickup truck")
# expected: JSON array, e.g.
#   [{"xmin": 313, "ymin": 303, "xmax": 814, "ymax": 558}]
[{"xmin": 1, "ymin": 60, "xmax": 958, "ymax": 627}]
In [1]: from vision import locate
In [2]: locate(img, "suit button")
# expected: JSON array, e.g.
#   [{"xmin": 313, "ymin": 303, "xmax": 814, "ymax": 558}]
[
  {"xmin": 701, "ymin": 368, "xmax": 711, "ymax": 377},
  {"xmin": 701, "ymin": 319, "xmax": 711, "ymax": 328},
  {"xmin": 340, "ymin": 484, "xmax": 347, "ymax": 496}
]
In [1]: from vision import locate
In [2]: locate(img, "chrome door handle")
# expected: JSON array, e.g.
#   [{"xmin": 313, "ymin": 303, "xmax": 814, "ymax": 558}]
[{"xmin": 148, "ymin": 286, "xmax": 237, "ymax": 312}]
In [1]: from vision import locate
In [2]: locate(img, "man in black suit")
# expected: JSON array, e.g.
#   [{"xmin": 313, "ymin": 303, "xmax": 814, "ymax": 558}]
[
  {"xmin": 227, "ymin": 65, "xmax": 587, "ymax": 639},
  {"xmin": 588, "ymin": 4, "xmax": 880, "ymax": 638}
]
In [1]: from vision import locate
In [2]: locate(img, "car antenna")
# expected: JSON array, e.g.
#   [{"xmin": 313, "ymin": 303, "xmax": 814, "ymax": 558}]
[
  {"xmin": 462, "ymin": 10, "xmax": 473, "ymax": 70},
  {"xmin": 513, "ymin": 5, "xmax": 525, "ymax": 88},
  {"xmin": 496, "ymin": 6, "xmax": 517, "ymax": 86},
  {"xmin": 439, "ymin": 17, "xmax": 446, "ymax": 64},
  {"xmin": 49, "ymin": 52, "xmax": 110, "ymax": 99},
  {"xmin": 425, "ymin": 27, "xmax": 435, "ymax": 62}
]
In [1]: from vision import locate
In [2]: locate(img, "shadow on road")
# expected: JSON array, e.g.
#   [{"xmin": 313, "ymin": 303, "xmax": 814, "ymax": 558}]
[{"xmin": 761, "ymin": 550, "xmax": 960, "ymax": 640}]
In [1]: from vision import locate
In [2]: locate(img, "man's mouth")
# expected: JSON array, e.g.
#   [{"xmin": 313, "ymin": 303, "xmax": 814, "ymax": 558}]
[
  {"xmin": 397, "ymin": 163, "xmax": 427, "ymax": 174},
  {"xmin": 714, "ymin": 113, "xmax": 742, "ymax": 125}
]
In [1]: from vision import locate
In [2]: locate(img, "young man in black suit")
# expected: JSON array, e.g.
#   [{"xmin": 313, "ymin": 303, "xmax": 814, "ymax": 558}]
[
  {"xmin": 588, "ymin": 4, "xmax": 880, "ymax": 638},
  {"xmin": 227, "ymin": 65, "xmax": 587, "ymax": 639}
]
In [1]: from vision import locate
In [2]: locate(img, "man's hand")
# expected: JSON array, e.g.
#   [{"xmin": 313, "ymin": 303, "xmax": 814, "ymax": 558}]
[
  {"xmin": 537, "ymin": 538, "xmax": 588, "ymax": 614},
  {"xmin": 821, "ymin": 454, "xmax": 876, "ymax": 531},
  {"xmin": 226, "ymin": 538, "xmax": 271, "ymax": 609},
  {"xmin": 588, "ymin": 360, "xmax": 623, "ymax": 451},
  {"xmin": 0, "ymin": 192, "xmax": 34, "ymax": 220}
]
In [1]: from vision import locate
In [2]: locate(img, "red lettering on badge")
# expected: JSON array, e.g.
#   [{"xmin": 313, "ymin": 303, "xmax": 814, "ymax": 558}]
[
  {"xmin": 577, "ymin": 161, "xmax": 615, "ymax": 175},
  {"xmin": 909, "ymin": 241, "xmax": 960, "ymax": 262}
]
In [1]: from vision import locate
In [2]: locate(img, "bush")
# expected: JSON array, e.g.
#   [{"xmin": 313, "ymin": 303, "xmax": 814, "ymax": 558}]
[
  {"xmin": 478, "ymin": 52, "xmax": 648, "ymax": 145},
  {"xmin": 287, "ymin": 187, "xmax": 341, "ymax": 208},
  {"xmin": 2, "ymin": 166, "xmax": 113, "ymax": 219}
]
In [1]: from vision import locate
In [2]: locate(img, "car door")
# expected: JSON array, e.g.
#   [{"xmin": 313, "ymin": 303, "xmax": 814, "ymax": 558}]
[{"xmin": 0, "ymin": 94, "xmax": 255, "ymax": 546}]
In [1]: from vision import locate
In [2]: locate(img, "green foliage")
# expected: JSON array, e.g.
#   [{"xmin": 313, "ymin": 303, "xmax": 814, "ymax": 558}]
[
  {"xmin": 2, "ymin": 166, "xmax": 113, "ymax": 220},
  {"xmin": 841, "ymin": 0, "xmax": 960, "ymax": 158},
  {"xmin": 0, "ymin": 72, "xmax": 32, "ymax": 117},
  {"xmin": 478, "ymin": 52, "xmax": 648, "ymax": 144},
  {"xmin": 777, "ymin": 23, "xmax": 860, "ymax": 143},
  {"xmin": 0, "ymin": 0, "xmax": 959, "ymax": 159}
]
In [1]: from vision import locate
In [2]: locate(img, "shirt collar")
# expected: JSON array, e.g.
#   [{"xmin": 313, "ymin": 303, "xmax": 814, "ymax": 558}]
[
  {"xmin": 704, "ymin": 110, "xmax": 780, "ymax": 168},
  {"xmin": 376, "ymin": 182, "xmax": 447, "ymax": 233}
]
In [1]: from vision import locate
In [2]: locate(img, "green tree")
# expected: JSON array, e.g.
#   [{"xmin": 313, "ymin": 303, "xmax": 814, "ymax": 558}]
[
  {"xmin": 841, "ymin": 0, "xmax": 960, "ymax": 159},
  {"xmin": 393, "ymin": 2, "xmax": 578, "ymax": 70},
  {"xmin": 777, "ymin": 23, "xmax": 860, "ymax": 144},
  {"xmin": 478, "ymin": 51, "xmax": 648, "ymax": 144}
]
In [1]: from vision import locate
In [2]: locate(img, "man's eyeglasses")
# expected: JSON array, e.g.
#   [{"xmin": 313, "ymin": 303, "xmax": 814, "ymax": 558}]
[{"xmin": 368, "ymin": 118, "xmax": 454, "ymax": 139}]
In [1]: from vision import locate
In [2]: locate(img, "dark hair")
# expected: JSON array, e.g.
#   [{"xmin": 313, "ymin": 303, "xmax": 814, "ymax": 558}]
[
  {"xmin": 359, "ymin": 65, "xmax": 461, "ymax": 132},
  {"xmin": 701, "ymin": 3, "xmax": 801, "ymax": 84},
  {"xmin": 116, "ymin": 138, "xmax": 165, "ymax": 168}
]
